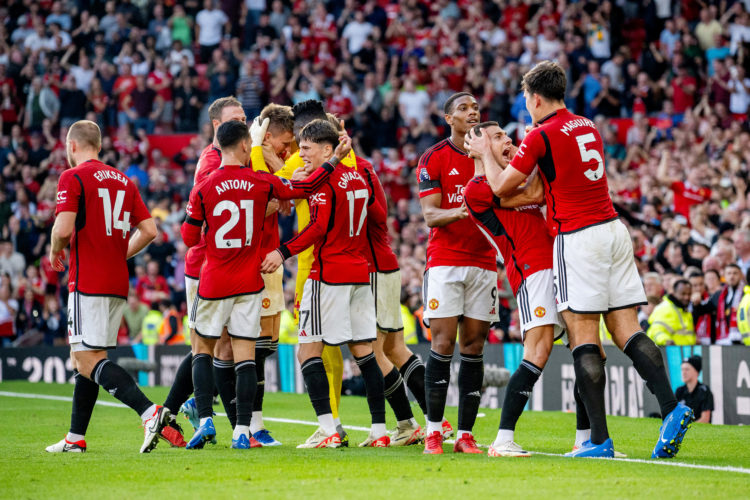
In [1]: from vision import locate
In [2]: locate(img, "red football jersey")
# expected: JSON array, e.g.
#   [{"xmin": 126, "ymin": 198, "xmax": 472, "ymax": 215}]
[
  {"xmin": 671, "ymin": 181, "xmax": 711, "ymax": 219},
  {"xmin": 55, "ymin": 159, "xmax": 151, "ymax": 297},
  {"xmin": 417, "ymin": 138, "xmax": 496, "ymax": 272},
  {"xmin": 358, "ymin": 157, "xmax": 399, "ymax": 273},
  {"xmin": 279, "ymin": 164, "xmax": 387, "ymax": 285},
  {"xmin": 182, "ymin": 163, "xmax": 334, "ymax": 299},
  {"xmin": 184, "ymin": 144, "xmax": 222, "ymax": 278},
  {"xmin": 509, "ymin": 109, "xmax": 618, "ymax": 235},
  {"xmin": 463, "ymin": 176, "xmax": 553, "ymax": 295}
]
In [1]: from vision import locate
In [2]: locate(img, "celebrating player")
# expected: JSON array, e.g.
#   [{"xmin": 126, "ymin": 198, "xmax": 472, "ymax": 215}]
[
  {"xmin": 46, "ymin": 120, "xmax": 168, "ymax": 454},
  {"xmin": 462, "ymin": 121, "xmax": 561, "ymax": 457},
  {"xmin": 417, "ymin": 93, "xmax": 498, "ymax": 454},
  {"xmin": 261, "ymin": 119, "xmax": 389, "ymax": 448},
  {"xmin": 182, "ymin": 120, "xmax": 337, "ymax": 449},
  {"xmin": 469, "ymin": 61, "xmax": 693, "ymax": 459}
]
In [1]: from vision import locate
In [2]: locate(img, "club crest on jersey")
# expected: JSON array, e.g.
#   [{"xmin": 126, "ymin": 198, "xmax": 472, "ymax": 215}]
[
  {"xmin": 534, "ymin": 306, "xmax": 546, "ymax": 318},
  {"xmin": 429, "ymin": 299, "xmax": 439, "ymax": 310},
  {"xmin": 262, "ymin": 298, "xmax": 271, "ymax": 309},
  {"xmin": 309, "ymin": 193, "xmax": 326, "ymax": 205}
]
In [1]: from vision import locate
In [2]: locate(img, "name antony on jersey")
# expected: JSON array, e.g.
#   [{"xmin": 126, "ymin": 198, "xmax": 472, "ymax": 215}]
[
  {"xmin": 93, "ymin": 169, "xmax": 129, "ymax": 185},
  {"xmin": 215, "ymin": 178, "xmax": 255, "ymax": 195}
]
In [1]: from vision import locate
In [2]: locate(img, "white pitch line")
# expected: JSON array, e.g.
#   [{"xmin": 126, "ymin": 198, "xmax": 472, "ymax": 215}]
[{"xmin": 3, "ymin": 390, "xmax": 749, "ymax": 475}]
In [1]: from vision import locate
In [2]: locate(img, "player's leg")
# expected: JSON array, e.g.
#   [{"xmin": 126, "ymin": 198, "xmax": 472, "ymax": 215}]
[
  {"xmin": 453, "ymin": 266, "xmax": 496, "ymax": 454},
  {"xmin": 229, "ymin": 336, "xmax": 257, "ymax": 449},
  {"xmin": 250, "ymin": 317, "xmax": 274, "ymax": 441},
  {"xmin": 384, "ymin": 331, "xmax": 428, "ymax": 418},
  {"xmin": 297, "ymin": 279, "xmax": 340, "ymax": 448},
  {"xmin": 322, "ymin": 344, "xmax": 344, "ymax": 428},
  {"xmin": 213, "ymin": 329, "xmax": 237, "ymax": 428}
]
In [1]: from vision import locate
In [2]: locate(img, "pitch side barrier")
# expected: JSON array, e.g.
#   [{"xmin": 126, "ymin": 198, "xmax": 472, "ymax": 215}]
[{"xmin": 1, "ymin": 344, "xmax": 748, "ymax": 425}]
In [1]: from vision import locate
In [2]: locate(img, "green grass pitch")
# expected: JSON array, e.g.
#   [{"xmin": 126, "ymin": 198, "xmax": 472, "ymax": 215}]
[{"xmin": 1, "ymin": 380, "xmax": 748, "ymax": 499}]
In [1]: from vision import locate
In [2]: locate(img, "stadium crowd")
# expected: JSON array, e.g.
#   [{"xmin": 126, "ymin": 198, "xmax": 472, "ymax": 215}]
[{"xmin": 1, "ymin": 0, "xmax": 750, "ymax": 347}]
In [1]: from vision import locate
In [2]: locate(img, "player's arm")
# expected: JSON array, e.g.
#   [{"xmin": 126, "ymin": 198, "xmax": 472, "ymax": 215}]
[
  {"xmin": 467, "ymin": 127, "xmax": 537, "ymax": 197},
  {"xmin": 260, "ymin": 185, "xmax": 331, "ymax": 273},
  {"xmin": 655, "ymin": 149, "xmax": 679, "ymax": 187},
  {"xmin": 49, "ymin": 212, "xmax": 75, "ymax": 271},
  {"xmin": 181, "ymin": 187, "xmax": 205, "ymax": 248}
]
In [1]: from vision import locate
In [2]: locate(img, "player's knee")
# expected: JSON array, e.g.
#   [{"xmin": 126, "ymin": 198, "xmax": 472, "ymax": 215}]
[{"xmin": 430, "ymin": 334, "xmax": 455, "ymax": 355}]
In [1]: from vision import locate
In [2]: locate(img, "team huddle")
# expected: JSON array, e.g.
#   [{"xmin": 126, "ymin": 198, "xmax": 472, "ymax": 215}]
[{"xmin": 46, "ymin": 61, "xmax": 694, "ymax": 459}]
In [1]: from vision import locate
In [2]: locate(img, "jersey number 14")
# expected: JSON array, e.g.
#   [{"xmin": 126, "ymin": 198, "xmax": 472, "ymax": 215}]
[{"xmin": 98, "ymin": 189, "xmax": 131, "ymax": 238}]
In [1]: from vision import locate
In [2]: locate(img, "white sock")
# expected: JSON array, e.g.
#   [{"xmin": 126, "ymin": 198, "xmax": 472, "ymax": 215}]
[
  {"xmin": 233, "ymin": 425, "xmax": 250, "ymax": 441},
  {"xmin": 334, "ymin": 417, "xmax": 341, "ymax": 427},
  {"xmin": 140, "ymin": 404, "xmax": 157, "ymax": 422},
  {"xmin": 427, "ymin": 420, "xmax": 443, "ymax": 435},
  {"xmin": 318, "ymin": 413, "xmax": 337, "ymax": 436},
  {"xmin": 199, "ymin": 417, "xmax": 211, "ymax": 427},
  {"xmin": 575, "ymin": 429, "xmax": 591, "ymax": 448},
  {"xmin": 457, "ymin": 430, "xmax": 472, "ymax": 440},
  {"xmin": 494, "ymin": 429, "xmax": 514, "ymax": 446},
  {"xmin": 66, "ymin": 432, "xmax": 85, "ymax": 442},
  {"xmin": 371, "ymin": 423, "xmax": 387, "ymax": 439},
  {"xmin": 250, "ymin": 411, "xmax": 264, "ymax": 434}
]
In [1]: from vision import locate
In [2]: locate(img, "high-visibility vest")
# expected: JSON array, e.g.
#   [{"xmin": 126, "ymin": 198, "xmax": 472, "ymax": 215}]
[
  {"xmin": 401, "ymin": 304, "xmax": 417, "ymax": 344},
  {"xmin": 182, "ymin": 315, "xmax": 191, "ymax": 345},
  {"xmin": 599, "ymin": 316, "xmax": 614, "ymax": 345},
  {"xmin": 736, "ymin": 286, "xmax": 750, "ymax": 346},
  {"xmin": 647, "ymin": 296, "xmax": 696, "ymax": 346},
  {"xmin": 141, "ymin": 310, "xmax": 162, "ymax": 345},
  {"xmin": 159, "ymin": 310, "xmax": 185, "ymax": 345}
]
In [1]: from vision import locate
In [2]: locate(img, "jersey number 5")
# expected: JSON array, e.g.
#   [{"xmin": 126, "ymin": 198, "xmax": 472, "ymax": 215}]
[
  {"xmin": 346, "ymin": 189, "xmax": 368, "ymax": 237},
  {"xmin": 214, "ymin": 200, "xmax": 254, "ymax": 248},
  {"xmin": 576, "ymin": 133, "xmax": 604, "ymax": 181},
  {"xmin": 98, "ymin": 189, "xmax": 130, "ymax": 238}
]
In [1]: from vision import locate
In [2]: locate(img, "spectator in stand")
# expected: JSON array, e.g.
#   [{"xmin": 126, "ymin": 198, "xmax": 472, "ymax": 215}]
[
  {"xmin": 675, "ymin": 356, "xmax": 714, "ymax": 423},
  {"xmin": 647, "ymin": 279, "xmax": 696, "ymax": 345},
  {"xmin": 196, "ymin": 0, "xmax": 230, "ymax": 63},
  {"xmin": 136, "ymin": 260, "xmax": 170, "ymax": 305}
]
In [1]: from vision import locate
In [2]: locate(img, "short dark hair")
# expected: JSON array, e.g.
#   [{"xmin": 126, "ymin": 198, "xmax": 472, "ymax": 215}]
[
  {"xmin": 705, "ymin": 269, "xmax": 721, "ymax": 280},
  {"xmin": 443, "ymin": 92, "xmax": 474, "ymax": 114},
  {"xmin": 292, "ymin": 99, "xmax": 327, "ymax": 137},
  {"xmin": 260, "ymin": 103, "xmax": 294, "ymax": 135},
  {"xmin": 216, "ymin": 120, "xmax": 250, "ymax": 150},
  {"xmin": 208, "ymin": 96, "xmax": 242, "ymax": 123},
  {"xmin": 726, "ymin": 263, "xmax": 742, "ymax": 272},
  {"xmin": 299, "ymin": 119, "xmax": 339, "ymax": 149},
  {"xmin": 687, "ymin": 271, "xmax": 704, "ymax": 279},
  {"xmin": 521, "ymin": 61, "xmax": 567, "ymax": 102},
  {"xmin": 472, "ymin": 121, "xmax": 500, "ymax": 137},
  {"xmin": 673, "ymin": 279, "xmax": 691, "ymax": 291}
]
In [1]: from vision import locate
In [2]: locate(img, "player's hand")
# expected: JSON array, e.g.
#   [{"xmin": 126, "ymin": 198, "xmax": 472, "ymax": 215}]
[
  {"xmin": 261, "ymin": 250, "xmax": 283, "ymax": 273},
  {"xmin": 333, "ymin": 132, "xmax": 352, "ymax": 160},
  {"xmin": 266, "ymin": 199, "xmax": 280, "ymax": 216},
  {"xmin": 455, "ymin": 204, "xmax": 468, "ymax": 220},
  {"xmin": 250, "ymin": 116, "xmax": 270, "ymax": 147},
  {"xmin": 279, "ymin": 199, "xmax": 293, "ymax": 215},
  {"xmin": 262, "ymin": 142, "xmax": 286, "ymax": 173},
  {"xmin": 292, "ymin": 167, "xmax": 311, "ymax": 181},
  {"xmin": 464, "ymin": 127, "xmax": 490, "ymax": 159},
  {"xmin": 49, "ymin": 248, "xmax": 66, "ymax": 271}
]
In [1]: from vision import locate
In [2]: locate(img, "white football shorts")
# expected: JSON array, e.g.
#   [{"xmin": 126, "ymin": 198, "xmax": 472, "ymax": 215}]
[
  {"xmin": 68, "ymin": 292, "xmax": 126, "ymax": 352},
  {"xmin": 298, "ymin": 279, "xmax": 376, "ymax": 345}
]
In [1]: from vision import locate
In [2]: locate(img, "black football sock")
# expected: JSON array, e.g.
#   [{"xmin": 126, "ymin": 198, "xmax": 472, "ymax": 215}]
[
  {"xmin": 268, "ymin": 339, "xmax": 278, "ymax": 356},
  {"xmin": 384, "ymin": 366, "xmax": 414, "ymax": 422},
  {"xmin": 457, "ymin": 353, "xmax": 484, "ymax": 433},
  {"xmin": 572, "ymin": 344, "xmax": 609, "ymax": 445},
  {"xmin": 191, "ymin": 353, "xmax": 215, "ymax": 419},
  {"xmin": 92, "ymin": 359, "xmax": 152, "ymax": 416},
  {"xmin": 163, "ymin": 352, "xmax": 193, "ymax": 415},
  {"xmin": 574, "ymin": 380, "xmax": 590, "ymax": 431},
  {"xmin": 70, "ymin": 370, "xmax": 99, "ymax": 436},
  {"xmin": 355, "ymin": 353, "xmax": 386, "ymax": 425},
  {"xmin": 301, "ymin": 357, "xmax": 332, "ymax": 416},
  {"xmin": 234, "ymin": 360, "xmax": 257, "ymax": 428},
  {"xmin": 253, "ymin": 337, "xmax": 271, "ymax": 413},
  {"xmin": 213, "ymin": 358, "xmax": 237, "ymax": 428},
  {"xmin": 623, "ymin": 332, "xmax": 678, "ymax": 419},
  {"xmin": 400, "ymin": 354, "xmax": 427, "ymax": 415},
  {"xmin": 425, "ymin": 350, "xmax": 452, "ymax": 424},
  {"xmin": 499, "ymin": 360, "xmax": 541, "ymax": 431}
]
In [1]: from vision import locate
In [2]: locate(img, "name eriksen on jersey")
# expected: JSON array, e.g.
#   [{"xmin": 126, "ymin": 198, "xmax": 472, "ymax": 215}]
[
  {"xmin": 560, "ymin": 118, "xmax": 595, "ymax": 137},
  {"xmin": 94, "ymin": 169, "xmax": 128, "ymax": 185},
  {"xmin": 215, "ymin": 179, "xmax": 255, "ymax": 195}
]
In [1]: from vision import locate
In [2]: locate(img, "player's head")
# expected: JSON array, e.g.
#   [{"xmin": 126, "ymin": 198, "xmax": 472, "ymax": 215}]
[
  {"xmin": 260, "ymin": 103, "xmax": 295, "ymax": 160},
  {"xmin": 292, "ymin": 99, "xmax": 327, "ymax": 141},
  {"xmin": 443, "ymin": 92, "xmax": 479, "ymax": 135},
  {"xmin": 521, "ymin": 61, "xmax": 567, "ymax": 122},
  {"xmin": 208, "ymin": 96, "xmax": 246, "ymax": 138},
  {"xmin": 326, "ymin": 112, "xmax": 343, "ymax": 131},
  {"xmin": 470, "ymin": 121, "xmax": 513, "ymax": 165},
  {"xmin": 298, "ymin": 119, "xmax": 339, "ymax": 170},
  {"xmin": 66, "ymin": 120, "xmax": 101, "ymax": 168},
  {"xmin": 216, "ymin": 120, "xmax": 252, "ymax": 165}
]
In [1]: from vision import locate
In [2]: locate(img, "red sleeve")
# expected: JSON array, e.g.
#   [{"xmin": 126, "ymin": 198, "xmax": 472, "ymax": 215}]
[
  {"xmin": 509, "ymin": 128, "xmax": 546, "ymax": 176},
  {"xmin": 55, "ymin": 170, "xmax": 82, "ymax": 215},
  {"xmin": 671, "ymin": 181, "xmax": 684, "ymax": 194},
  {"xmin": 278, "ymin": 184, "xmax": 332, "ymax": 259},
  {"xmin": 463, "ymin": 179, "xmax": 494, "ymax": 215},
  {"xmin": 263, "ymin": 161, "xmax": 335, "ymax": 199},
  {"xmin": 417, "ymin": 149, "xmax": 443, "ymax": 198},
  {"xmin": 181, "ymin": 185, "xmax": 204, "ymax": 247},
  {"xmin": 129, "ymin": 183, "xmax": 151, "ymax": 227}
]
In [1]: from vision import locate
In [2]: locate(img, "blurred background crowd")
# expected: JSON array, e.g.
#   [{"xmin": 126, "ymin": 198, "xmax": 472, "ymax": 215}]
[{"xmin": 1, "ymin": 0, "xmax": 750, "ymax": 348}]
